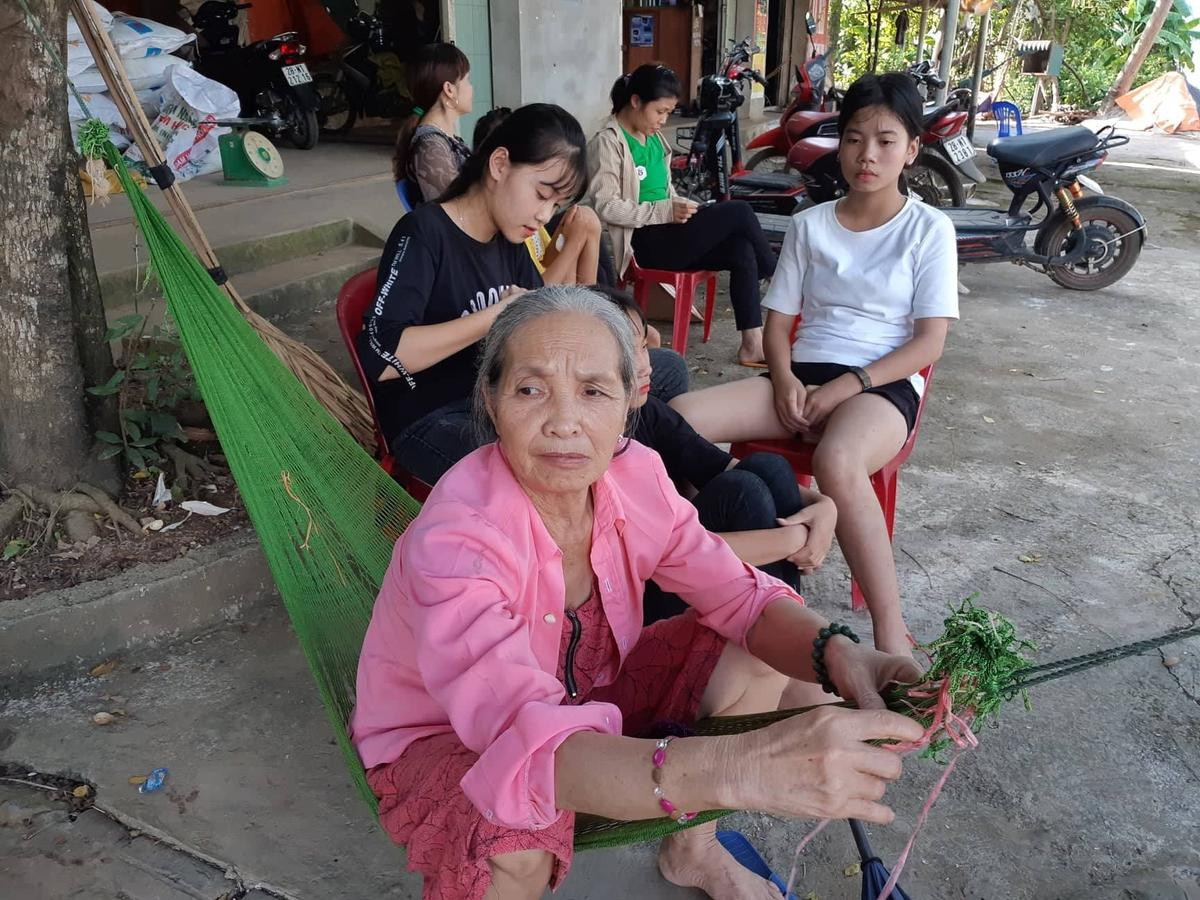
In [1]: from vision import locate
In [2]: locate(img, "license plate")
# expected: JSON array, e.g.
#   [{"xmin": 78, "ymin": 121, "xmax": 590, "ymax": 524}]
[
  {"xmin": 283, "ymin": 63, "xmax": 312, "ymax": 86},
  {"xmin": 944, "ymin": 134, "xmax": 975, "ymax": 164}
]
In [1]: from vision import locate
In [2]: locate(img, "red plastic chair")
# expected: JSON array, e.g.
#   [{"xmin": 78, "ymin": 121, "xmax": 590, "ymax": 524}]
[
  {"xmin": 729, "ymin": 364, "xmax": 935, "ymax": 611},
  {"xmin": 335, "ymin": 269, "xmax": 432, "ymax": 502},
  {"xmin": 621, "ymin": 258, "xmax": 716, "ymax": 356}
]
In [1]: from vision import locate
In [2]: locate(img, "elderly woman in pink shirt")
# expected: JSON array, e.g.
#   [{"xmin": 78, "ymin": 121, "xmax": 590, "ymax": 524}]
[{"xmin": 351, "ymin": 285, "xmax": 923, "ymax": 900}]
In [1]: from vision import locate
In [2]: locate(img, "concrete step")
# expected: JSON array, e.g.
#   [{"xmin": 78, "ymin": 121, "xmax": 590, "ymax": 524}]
[
  {"xmin": 238, "ymin": 242, "xmax": 381, "ymax": 326},
  {"xmin": 97, "ymin": 218, "xmax": 381, "ymax": 315}
]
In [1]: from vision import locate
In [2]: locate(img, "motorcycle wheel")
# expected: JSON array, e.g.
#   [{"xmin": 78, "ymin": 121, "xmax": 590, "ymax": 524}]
[
  {"xmin": 905, "ymin": 151, "xmax": 965, "ymax": 207},
  {"xmin": 285, "ymin": 96, "xmax": 320, "ymax": 150},
  {"xmin": 745, "ymin": 147, "xmax": 792, "ymax": 174},
  {"xmin": 1041, "ymin": 205, "xmax": 1143, "ymax": 291},
  {"xmin": 315, "ymin": 72, "xmax": 357, "ymax": 136}
]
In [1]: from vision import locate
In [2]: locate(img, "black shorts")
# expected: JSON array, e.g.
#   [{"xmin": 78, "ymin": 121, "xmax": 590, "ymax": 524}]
[{"xmin": 762, "ymin": 361, "xmax": 920, "ymax": 435}]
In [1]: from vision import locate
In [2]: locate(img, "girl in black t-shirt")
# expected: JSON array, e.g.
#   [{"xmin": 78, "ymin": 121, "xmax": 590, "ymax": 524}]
[{"xmin": 359, "ymin": 104, "xmax": 589, "ymax": 486}]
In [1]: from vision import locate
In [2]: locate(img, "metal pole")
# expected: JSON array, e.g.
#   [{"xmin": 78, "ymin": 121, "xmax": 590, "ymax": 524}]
[
  {"xmin": 916, "ymin": 0, "xmax": 930, "ymax": 61},
  {"xmin": 967, "ymin": 9, "xmax": 990, "ymax": 140},
  {"xmin": 935, "ymin": 0, "xmax": 960, "ymax": 104}
]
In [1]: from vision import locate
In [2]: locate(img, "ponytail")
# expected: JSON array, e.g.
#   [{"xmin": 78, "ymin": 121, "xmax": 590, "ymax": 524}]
[{"xmin": 391, "ymin": 42, "xmax": 470, "ymax": 183}]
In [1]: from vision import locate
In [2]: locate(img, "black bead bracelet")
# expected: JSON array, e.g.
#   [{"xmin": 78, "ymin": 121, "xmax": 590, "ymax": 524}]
[{"xmin": 811, "ymin": 623, "xmax": 860, "ymax": 695}]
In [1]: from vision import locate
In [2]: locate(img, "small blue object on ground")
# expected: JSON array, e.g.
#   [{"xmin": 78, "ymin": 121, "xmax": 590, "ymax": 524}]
[
  {"xmin": 716, "ymin": 829, "xmax": 797, "ymax": 899},
  {"xmin": 849, "ymin": 818, "xmax": 913, "ymax": 900},
  {"xmin": 991, "ymin": 101, "xmax": 1024, "ymax": 137},
  {"xmin": 138, "ymin": 767, "xmax": 169, "ymax": 793}
]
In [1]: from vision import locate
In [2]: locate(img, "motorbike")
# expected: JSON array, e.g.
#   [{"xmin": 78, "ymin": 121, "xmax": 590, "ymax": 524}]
[
  {"xmin": 945, "ymin": 124, "xmax": 1144, "ymax": 290},
  {"xmin": 190, "ymin": 0, "xmax": 320, "ymax": 150},
  {"xmin": 313, "ymin": 10, "xmax": 411, "ymax": 135},
  {"xmin": 671, "ymin": 38, "xmax": 804, "ymax": 215},
  {"xmin": 787, "ymin": 62, "xmax": 983, "ymax": 207}
]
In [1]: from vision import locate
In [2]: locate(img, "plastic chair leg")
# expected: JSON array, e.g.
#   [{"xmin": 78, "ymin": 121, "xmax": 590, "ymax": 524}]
[
  {"xmin": 671, "ymin": 276, "xmax": 694, "ymax": 355},
  {"xmin": 702, "ymin": 276, "xmax": 716, "ymax": 343}
]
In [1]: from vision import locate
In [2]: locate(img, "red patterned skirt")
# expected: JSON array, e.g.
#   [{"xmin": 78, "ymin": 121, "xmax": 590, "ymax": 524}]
[{"xmin": 366, "ymin": 603, "xmax": 726, "ymax": 899}]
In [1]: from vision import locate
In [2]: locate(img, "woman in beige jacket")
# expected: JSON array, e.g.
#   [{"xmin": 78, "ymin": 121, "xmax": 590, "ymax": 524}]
[{"xmin": 586, "ymin": 64, "xmax": 777, "ymax": 366}]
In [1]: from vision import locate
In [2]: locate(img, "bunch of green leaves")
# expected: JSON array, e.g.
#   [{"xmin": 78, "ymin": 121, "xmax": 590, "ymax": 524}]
[
  {"xmin": 89, "ymin": 313, "xmax": 202, "ymax": 472},
  {"xmin": 896, "ymin": 596, "xmax": 1036, "ymax": 759}
]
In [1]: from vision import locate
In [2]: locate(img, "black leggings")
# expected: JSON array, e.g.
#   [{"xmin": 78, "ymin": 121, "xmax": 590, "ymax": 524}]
[
  {"xmin": 643, "ymin": 452, "xmax": 804, "ymax": 625},
  {"xmin": 630, "ymin": 200, "xmax": 776, "ymax": 332}
]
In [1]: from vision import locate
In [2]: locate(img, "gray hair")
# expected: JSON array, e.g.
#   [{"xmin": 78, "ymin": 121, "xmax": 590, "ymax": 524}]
[{"xmin": 473, "ymin": 284, "xmax": 638, "ymax": 441}]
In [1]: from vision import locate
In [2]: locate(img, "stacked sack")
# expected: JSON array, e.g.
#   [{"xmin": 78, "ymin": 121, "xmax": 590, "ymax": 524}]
[{"xmin": 67, "ymin": 3, "xmax": 239, "ymax": 181}]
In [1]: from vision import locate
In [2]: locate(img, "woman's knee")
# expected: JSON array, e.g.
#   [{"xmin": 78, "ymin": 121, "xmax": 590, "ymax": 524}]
[
  {"xmin": 694, "ymin": 468, "xmax": 776, "ymax": 533},
  {"xmin": 810, "ymin": 440, "xmax": 866, "ymax": 489},
  {"xmin": 487, "ymin": 849, "xmax": 554, "ymax": 898},
  {"xmin": 735, "ymin": 452, "xmax": 801, "ymax": 513}
]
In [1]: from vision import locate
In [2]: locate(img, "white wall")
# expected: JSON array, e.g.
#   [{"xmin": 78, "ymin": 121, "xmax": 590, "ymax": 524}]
[{"xmin": 489, "ymin": 0, "xmax": 622, "ymax": 137}]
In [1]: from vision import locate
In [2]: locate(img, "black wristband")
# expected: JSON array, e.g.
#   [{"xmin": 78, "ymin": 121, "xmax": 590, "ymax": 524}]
[{"xmin": 811, "ymin": 622, "xmax": 860, "ymax": 695}]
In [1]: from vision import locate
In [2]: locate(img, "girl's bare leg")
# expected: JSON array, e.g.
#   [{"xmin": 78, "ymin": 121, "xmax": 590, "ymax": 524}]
[
  {"xmin": 810, "ymin": 394, "xmax": 909, "ymax": 655},
  {"xmin": 484, "ymin": 849, "xmax": 554, "ymax": 899}
]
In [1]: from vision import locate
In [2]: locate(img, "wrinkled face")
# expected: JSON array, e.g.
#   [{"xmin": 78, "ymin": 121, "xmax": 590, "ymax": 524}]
[
  {"xmin": 446, "ymin": 72, "xmax": 474, "ymax": 113},
  {"xmin": 839, "ymin": 105, "xmax": 919, "ymax": 194},
  {"xmin": 486, "ymin": 150, "xmax": 580, "ymax": 244},
  {"xmin": 625, "ymin": 308, "xmax": 652, "ymax": 409},
  {"xmin": 487, "ymin": 311, "xmax": 631, "ymax": 497},
  {"xmin": 630, "ymin": 95, "xmax": 676, "ymax": 134}
]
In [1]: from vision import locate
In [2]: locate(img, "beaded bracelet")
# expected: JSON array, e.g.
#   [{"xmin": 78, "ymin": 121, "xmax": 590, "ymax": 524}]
[
  {"xmin": 650, "ymin": 736, "xmax": 696, "ymax": 823},
  {"xmin": 811, "ymin": 622, "xmax": 860, "ymax": 695}
]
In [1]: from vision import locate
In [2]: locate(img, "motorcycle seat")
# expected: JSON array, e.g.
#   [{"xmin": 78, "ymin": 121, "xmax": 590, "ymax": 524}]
[
  {"xmin": 987, "ymin": 126, "xmax": 1098, "ymax": 168},
  {"xmin": 733, "ymin": 171, "xmax": 799, "ymax": 191},
  {"xmin": 785, "ymin": 109, "xmax": 837, "ymax": 141}
]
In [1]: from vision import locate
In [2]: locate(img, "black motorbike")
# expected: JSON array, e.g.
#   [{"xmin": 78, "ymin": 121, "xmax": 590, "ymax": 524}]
[
  {"xmin": 314, "ymin": 11, "xmax": 411, "ymax": 135},
  {"xmin": 191, "ymin": 0, "xmax": 320, "ymax": 150},
  {"xmin": 948, "ymin": 124, "xmax": 1145, "ymax": 290}
]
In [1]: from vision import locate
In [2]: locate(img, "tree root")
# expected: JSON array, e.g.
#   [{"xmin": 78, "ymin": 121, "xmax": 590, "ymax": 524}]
[
  {"xmin": 0, "ymin": 494, "xmax": 27, "ymax": 544},
  {"xmin": 162, "ymin": 443, "xmax": 219, "ymax": 493},
  {"xmin": 14, "ymin": 483, "xmax": 142, "ymax": 541}
]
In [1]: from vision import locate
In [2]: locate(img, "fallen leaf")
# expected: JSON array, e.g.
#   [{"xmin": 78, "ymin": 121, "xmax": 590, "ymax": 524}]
[
  {"xmin": 132, "ymin": 469, "xmax": 151, "ymax": 479},
  {"xmin": 1018, "ymin": 552, "xmax": 1043, "ymax": 564},
  {"xmin": 128, "ymin": 829, "xmax": 142, "ymax": 838},
  {"xmin": 128, "ymin": 775, "xmax": 148, "ymax": 786},
  {"xmin": 72, "ymin": 785, "xmax": 90, "ymax": 799},
  {"xmin": 843, "ymin": 862, "xmax": 861, "ymax": 877},
  {"xmin": 89, "ymin": 660, "xmax": 117, "ymax": 677},
  {"xmin": 179, "ymin": 500, "xmax": 230, "ymax": 516},
  {"xmin": 92, "ymin": 712, "xmax": 115, "ymax": 726},
  {"xmin": 982, "ymin": 415, "xmax": 995, "ymax": 424}
]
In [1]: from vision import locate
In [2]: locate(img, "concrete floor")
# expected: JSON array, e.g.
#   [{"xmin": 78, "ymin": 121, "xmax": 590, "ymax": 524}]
[{"xmin": 3, "ymin": 125, "xmax": 1199, "ymax": 899}]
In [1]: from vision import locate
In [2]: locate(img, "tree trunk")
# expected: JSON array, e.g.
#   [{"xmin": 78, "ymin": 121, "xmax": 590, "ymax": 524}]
[
  {"xmin": 0, "ymin": 0, "xmax": 117, "ymax": 491},
  {"xmin": 827, "ymin": 0, "xmax": 844, "ymax": 64},
  {"xmin": 1100, "ymin": 0, "xmax": 1173, "ymax": 114}
]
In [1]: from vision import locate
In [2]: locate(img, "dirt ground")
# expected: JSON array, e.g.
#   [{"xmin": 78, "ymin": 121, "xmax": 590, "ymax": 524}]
[{"xmin": 1, "ymin": 124, "xmax": 1198, "ymax": 900}]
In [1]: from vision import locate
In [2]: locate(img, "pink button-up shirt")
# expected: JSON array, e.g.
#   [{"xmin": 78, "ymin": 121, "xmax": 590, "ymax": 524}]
[{"xmin": 350, "ymin": 440, "xmax": 801, "ymax": 830}]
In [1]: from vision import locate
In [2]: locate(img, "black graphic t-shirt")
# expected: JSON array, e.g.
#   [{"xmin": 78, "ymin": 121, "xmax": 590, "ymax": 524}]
[{"xmin": 359, "ymin": 203, "xmax": 543, "ymax": 446}]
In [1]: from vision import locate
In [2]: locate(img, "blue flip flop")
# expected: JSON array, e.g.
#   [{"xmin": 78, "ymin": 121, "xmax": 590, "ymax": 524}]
[{"xmin": 716, "ymin": 829, "xmax": 798, "ymax": 899}]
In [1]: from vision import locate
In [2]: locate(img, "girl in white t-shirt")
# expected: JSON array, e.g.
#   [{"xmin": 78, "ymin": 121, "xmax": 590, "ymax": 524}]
[{"xmin": 671, "ymin": 72, "xmax": 959, "ymax": 658}]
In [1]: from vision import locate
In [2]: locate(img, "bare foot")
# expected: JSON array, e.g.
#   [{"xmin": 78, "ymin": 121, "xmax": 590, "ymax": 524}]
[{"xmin": 658, "ymin": 827, "xmax": 782, "ymax": 900}]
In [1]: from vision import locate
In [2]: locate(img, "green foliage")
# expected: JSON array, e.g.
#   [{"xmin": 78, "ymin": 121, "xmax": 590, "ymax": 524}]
[
  {"xmin": 831, "ymin": 0, "xmax": 1200, "ymax": 111},
  {"xmin": 897, "ymin": 596, "xmax": 1036, "ymax": 759},
  {"xmin": 88, "ymin": 314, "xmax": 201, "ymax": 473}
]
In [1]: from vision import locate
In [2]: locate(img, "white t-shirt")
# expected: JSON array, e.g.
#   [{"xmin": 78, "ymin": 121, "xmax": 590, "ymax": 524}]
[{"xmin": 761, "ymin": 197, "xmax": 959, "ymax": 396}]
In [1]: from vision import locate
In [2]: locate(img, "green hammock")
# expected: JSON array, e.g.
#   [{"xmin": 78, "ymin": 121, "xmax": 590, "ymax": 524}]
[{"xmin": 92, "ymin": 138, "xmax": 758, "ymax": 851}]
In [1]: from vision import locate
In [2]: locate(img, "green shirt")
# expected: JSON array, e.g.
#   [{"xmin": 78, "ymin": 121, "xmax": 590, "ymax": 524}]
[{"xmin": 622, "ymin": 128, "xmax": 668, "ymax": 203}]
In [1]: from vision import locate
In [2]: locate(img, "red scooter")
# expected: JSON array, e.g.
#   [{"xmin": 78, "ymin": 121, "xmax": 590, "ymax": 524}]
[
  {"xmin": 742, "ymin": 50, "xmax": 840, "ymax": 173},
  {"xmin": 786, "ymin": 64, "xmax": 985, "ymax": 206}
]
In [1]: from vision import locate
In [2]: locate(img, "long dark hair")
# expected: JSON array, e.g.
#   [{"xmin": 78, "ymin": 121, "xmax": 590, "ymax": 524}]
[
  {"xmin": 471, "ymin": 106, "xmax": 512, "ymax": 152},
  {"xmin": 837, "ymin": 72, "xmax": 924, "ymax": 142},
  {"xmin": 610, "ymin": 64, "xmax": 681, "ymax": 115},
  {"xmin": 392, "ymin": 43, "xmax": 470, "ymax": 183},
  {"xmin": 441, "ymin": 103, "xmax": 588, "ymax": 204}
]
